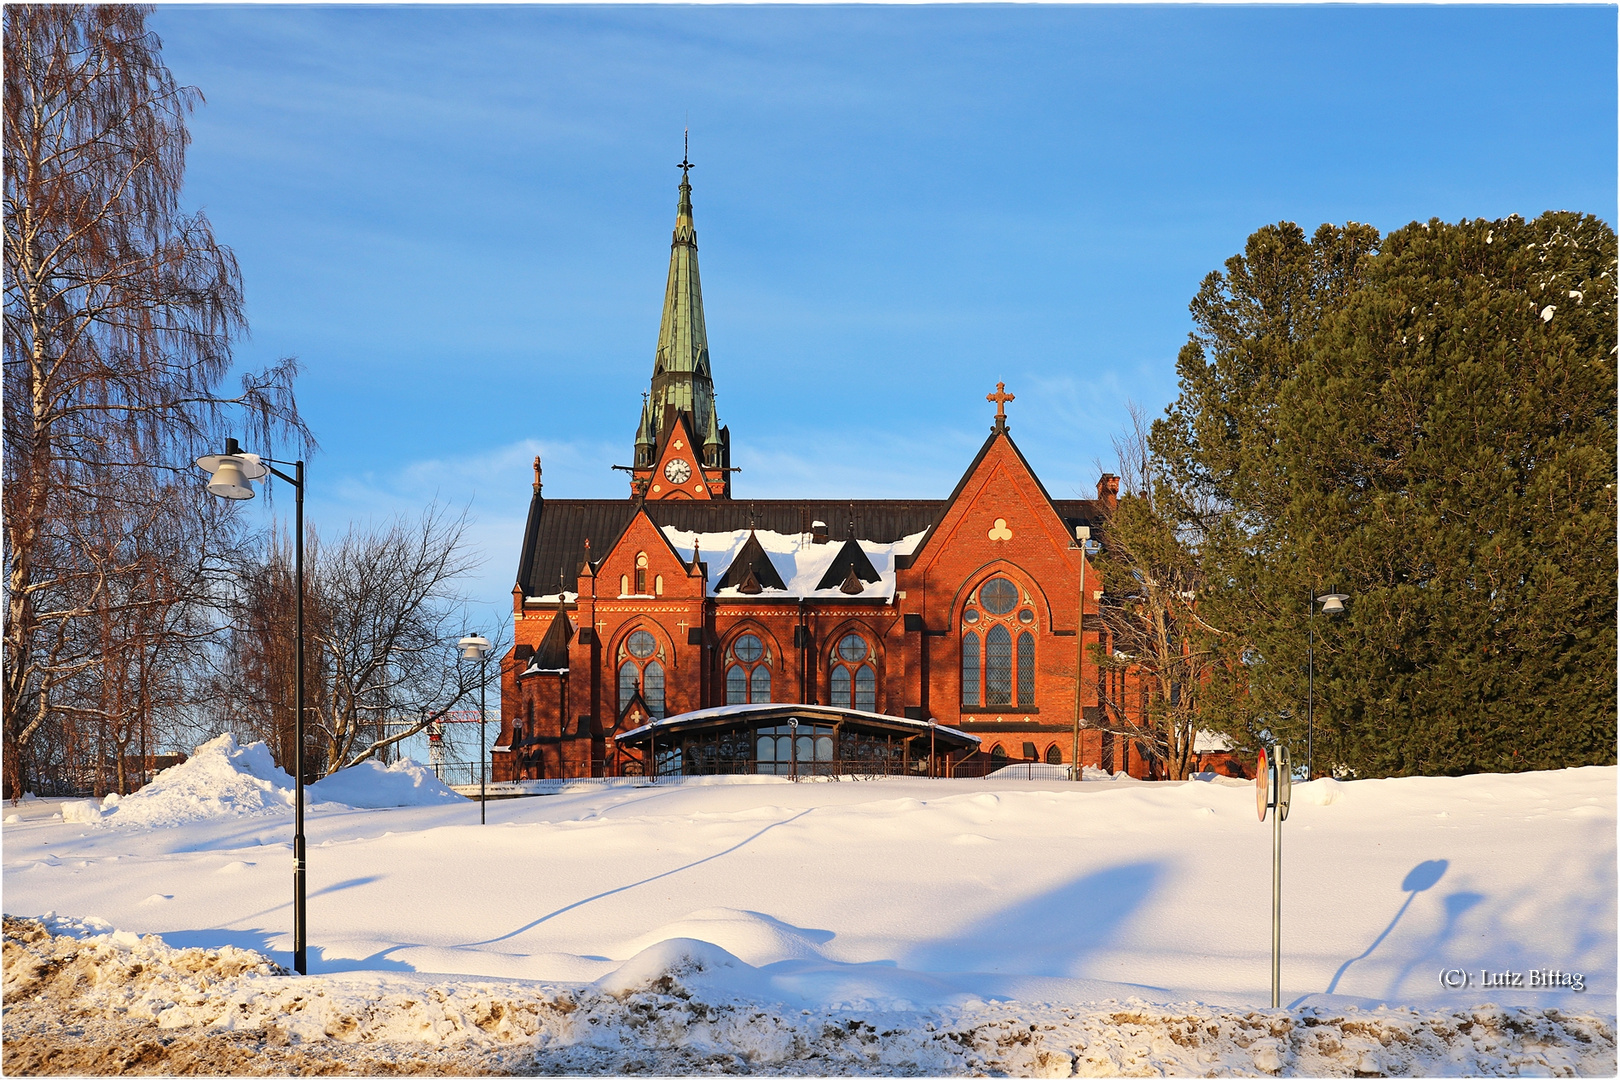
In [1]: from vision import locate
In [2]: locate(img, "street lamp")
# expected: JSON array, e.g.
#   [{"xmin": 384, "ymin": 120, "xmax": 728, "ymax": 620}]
[
  {"xmin": 196, "ymin": 437, "xmax": 307, "ymax": 975},
  {"xmin": 1070, "ymin": 526, "xmax": 1101, "ymax": 778},
  {"xmin": 458, "ymin": 634, "xmax": 492, "ymax": 823},
  {"xmin": 1307, "ymin": 589, "xmax": 1349, "ymax": 778}
]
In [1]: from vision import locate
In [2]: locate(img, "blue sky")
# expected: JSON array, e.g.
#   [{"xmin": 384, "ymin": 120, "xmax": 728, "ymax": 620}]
[{"xmin": 153, "ymin": 4, "xmax": 1618, "ymax": 620}]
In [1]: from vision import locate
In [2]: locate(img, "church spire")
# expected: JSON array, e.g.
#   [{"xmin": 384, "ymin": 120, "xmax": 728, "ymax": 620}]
[{"xmin": 634, "ymin": 131, "xmax": 725, "ymax": 474}]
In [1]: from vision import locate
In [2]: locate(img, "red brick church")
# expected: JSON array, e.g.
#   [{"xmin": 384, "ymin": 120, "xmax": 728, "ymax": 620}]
[{"xmin": 495, "ymin": 160, "xmax": 1156, "ymax": 781}]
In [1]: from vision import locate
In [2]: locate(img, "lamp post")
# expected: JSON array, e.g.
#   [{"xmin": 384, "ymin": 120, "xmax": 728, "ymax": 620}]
[
  {"xmin": 1307, "ymin": 590, "xmax": 1348, "ymax": 778},
  {"xmin": 196, "ymin": 437, "xmax": 307, "ymax": 975},
  {"xmin": 458, "ymin": 634, "xmax": 492, "ymax": 823},
  {"xmin": 1070, "ymin": 526, "xmax": 1100, "ymax": 778}
]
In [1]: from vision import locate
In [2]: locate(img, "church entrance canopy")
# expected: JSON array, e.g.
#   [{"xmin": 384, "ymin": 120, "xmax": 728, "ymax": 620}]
[{"xmin": 616, "ymin": 703, "xmax": 980, "ymax": 779}]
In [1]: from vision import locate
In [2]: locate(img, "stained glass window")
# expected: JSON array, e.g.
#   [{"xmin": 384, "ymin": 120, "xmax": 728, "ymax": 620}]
[
  {"xmin": 961, "ymin": 632, "xmax": 980, "ymax": 706},
  {"xmin": 837, "ymin": 633, "xmax": 868, "ymax": 661},
  {"xmin": 619, "ymin": 662, "xmax": 639, "ymax": 711},
  {"xmin": 1017, "ymin": 631, "xmax": 1035, "ymax": 706},
  {"xmin": 854, "ymin": 665, "xmax": 876, "ymax": 712},
  {"xmin": 986, "ymin": 624, "xmax": 1012, "ymax": 705},
  {"xmin": 980, "ymin": 578, "xmax": 1018, "ymax": 615},
  {"xmin": 627, "ymin": 630, "xmax": 656, "ymax": 659},
  {"xmin": 831, "ymin": 665, "xmax": 852, "ymax": 706},
  {"xmin": 644, "ymin": 661, "xmax": 665, "ymax": 718}
]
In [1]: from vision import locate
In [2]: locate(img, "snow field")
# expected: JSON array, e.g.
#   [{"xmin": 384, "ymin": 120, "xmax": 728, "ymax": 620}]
[{"xmin": 2, "ymin": 743, "xmax": 1614, "ymax": 1073}]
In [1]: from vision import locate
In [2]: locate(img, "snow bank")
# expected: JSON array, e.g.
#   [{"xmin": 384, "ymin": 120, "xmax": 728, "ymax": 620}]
[
  {"xmin": 3, "ymin": 916, "xmax": 1612, "ymax": 1076},
  {"xmin": 308, "ymin": 757, "xmax": 465, "ymax": 809},
  {"xmin": 94, "ymin": 737, "xmax": 465, "ymax": 825},
  {"xmin": 101, "ymin": 734, "xmax": 294, "ymax": 827}
]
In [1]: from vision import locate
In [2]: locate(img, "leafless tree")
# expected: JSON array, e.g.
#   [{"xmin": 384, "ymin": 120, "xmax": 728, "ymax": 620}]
[
  {"xmin": 3, "ymin": 6, "xmax": 307, "ymax": 795},
  {"xmin": 305, "ymin": 506, "xmax": 501, "ymax": 776},
  {"xmin": 1091, "ymin": 404, "xmax": 1232, "ymax": 781},
  {"xmin": 209, "ymin": 506, "xmax": 501, "ymax": 779}
]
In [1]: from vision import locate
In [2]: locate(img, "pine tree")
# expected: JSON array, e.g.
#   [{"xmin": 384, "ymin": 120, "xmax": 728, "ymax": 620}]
[{"xmin": 1156, "ymin": 213, "xmax": 1617, "ymax": 776}]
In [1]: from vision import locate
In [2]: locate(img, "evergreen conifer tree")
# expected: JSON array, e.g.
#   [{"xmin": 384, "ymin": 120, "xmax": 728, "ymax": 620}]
[{"xmin": 1155, "ymin": 212, "xmax": 1616, "ymax": 776}]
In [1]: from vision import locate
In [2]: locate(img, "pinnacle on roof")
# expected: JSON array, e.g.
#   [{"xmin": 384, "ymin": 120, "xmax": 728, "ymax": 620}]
[{"xmin": 531, "ymin": 609, "xmax": 573, "ymax": 671}]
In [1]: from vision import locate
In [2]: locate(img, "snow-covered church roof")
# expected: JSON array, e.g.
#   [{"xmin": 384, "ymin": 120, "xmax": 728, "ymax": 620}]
[{"xmin": 661, "ymin": 526, "xmax": 926, "ymax": 602}]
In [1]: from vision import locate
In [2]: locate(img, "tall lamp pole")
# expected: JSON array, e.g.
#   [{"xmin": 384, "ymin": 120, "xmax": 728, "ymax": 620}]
[
  {"xmin": 1307, "ymin": 590, "xmax": 1348, "ymax": 779},
  {"xmin": 1070, "ymin": 526, "xmax": 1099, "ymax": 778},
  {"xmin": 197, "ymin": 438, "xmax": 307, "ymax": 975},
  {"xmin": 458, "ymin": 634, "xmax": 492, "ymax": 823}
]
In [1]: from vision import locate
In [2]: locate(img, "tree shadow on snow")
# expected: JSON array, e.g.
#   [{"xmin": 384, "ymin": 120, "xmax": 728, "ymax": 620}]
[
  {"xmin": 454, "ymin": 808, "xmax": 818, "ymax": 948},
  {"xmin": 904, "ymin": 860, "xmax": 1165, "ymax": 977}
]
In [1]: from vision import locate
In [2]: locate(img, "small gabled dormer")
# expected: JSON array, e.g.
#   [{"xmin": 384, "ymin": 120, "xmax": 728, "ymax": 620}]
[
  {"xmin": 716, "ymin": 530, "xmax": 787, "ymax": 594},
  {"xmin": 814, "ymin": 538, "xmax": 882, "ymax": 593}
]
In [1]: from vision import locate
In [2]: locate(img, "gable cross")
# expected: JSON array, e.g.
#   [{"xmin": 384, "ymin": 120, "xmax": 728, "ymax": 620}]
[{"xmin": 987, "ymin": 381, "xmax": 1015, "ymax": 434}]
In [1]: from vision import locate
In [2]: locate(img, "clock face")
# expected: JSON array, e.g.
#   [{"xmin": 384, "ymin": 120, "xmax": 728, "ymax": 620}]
[{"xmin": 663, "ymin": 459, "xmax": 692, "ymax": 484}]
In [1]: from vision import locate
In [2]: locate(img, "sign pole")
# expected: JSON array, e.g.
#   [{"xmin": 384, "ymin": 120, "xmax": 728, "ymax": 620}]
[
  {"xmin": 1271, "ymin": 762, "xmax": 1281, "ymax": 1007},
  {"xmin": 1257, "ymin": 743, "xmax": 1290, "ymax": 1008}
]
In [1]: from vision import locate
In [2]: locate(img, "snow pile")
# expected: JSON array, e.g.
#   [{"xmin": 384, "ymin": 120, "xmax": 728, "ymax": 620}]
[
  {"xmin": 3, "ymin": 916, "xmax": 1612, "ymax": 1075},
  {"xmin": 61, "ymin": 799, "xmax": 105, "ymax": 824},
  {"xmin": 308, "ymin": 757, "xmax": 465, "ymax": 808},
  {"xmin": 93, "ymin": 737, "xmax": 465, "ymax": 824},
  {"xmin": 100, "ymin": 734, "xmax": 294, "ymax": 827}
]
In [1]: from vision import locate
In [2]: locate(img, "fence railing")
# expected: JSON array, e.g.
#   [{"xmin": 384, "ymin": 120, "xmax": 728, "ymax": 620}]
[{"xmin": 950, "ymin": 759, "xmax": 1077, "ymax": 780}]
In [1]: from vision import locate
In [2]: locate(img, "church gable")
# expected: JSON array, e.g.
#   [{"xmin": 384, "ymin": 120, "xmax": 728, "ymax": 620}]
[
  {"xmin": 645, "ymin": 410, "xmax": 714, "ymax": 500},
  {"xmin": 599, "ymin": 507, "xmax": 695, "ymax": 599},
  {"xmin": 902, "ymin": 431, "xmax": 1080, "ymax": 580}
]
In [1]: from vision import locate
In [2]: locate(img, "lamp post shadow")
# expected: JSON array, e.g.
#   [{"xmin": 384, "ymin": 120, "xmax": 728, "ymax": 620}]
[{"xmin": 1320, "ymin": 858, "xmax": 1448, "ymax": 997}]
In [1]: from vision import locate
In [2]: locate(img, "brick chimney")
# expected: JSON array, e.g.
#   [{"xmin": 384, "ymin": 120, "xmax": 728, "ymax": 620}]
[{"xmin": 1097, "ymin": 473, "xmax": 1120, "ymax": 511}]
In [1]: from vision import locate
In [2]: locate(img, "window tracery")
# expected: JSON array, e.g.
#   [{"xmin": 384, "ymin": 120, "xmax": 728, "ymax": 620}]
[
  {"xmin": 961, "ymin": 576, "xmax": 1037, "ymax": 708},
  {"xmin": 725, "ymin": 632, "xmax": 772, "ymax": 704}
]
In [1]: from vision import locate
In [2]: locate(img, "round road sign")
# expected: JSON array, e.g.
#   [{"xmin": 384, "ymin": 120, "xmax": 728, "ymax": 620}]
[{"xmin": 1256, "ymin": 747, "xmax": 1269, "ymax": 821}]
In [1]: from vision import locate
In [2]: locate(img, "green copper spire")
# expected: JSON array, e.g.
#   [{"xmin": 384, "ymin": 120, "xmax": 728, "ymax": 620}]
[{"xmin": 635, "ymin": 138, "xmax": 724, "ymax": 468}]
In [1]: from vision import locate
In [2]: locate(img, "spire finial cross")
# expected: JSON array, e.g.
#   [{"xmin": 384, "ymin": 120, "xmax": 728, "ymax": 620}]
[
  {"xmin": 987, "ymin": 381, "xmax": 1015, "ymax": 433},
  {"xmin": 678, "ymin": 127, "xmax": 694, "ymax": 174}
]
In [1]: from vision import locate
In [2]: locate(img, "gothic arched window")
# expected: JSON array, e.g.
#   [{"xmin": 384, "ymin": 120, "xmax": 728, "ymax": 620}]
[
  {"xmin": 634, "ymin": 552, "xmax": 649, "ymax": 595},
  {"xmin": 962, "ymin": 577, "xmax": 1038, "ymax": 709},
  {"xmin": 986, "ymin": 624, "xmax": 1012, "ymax": 705},
  {"xmin": 618, "ymin": 629, "xmax": 665, "ymax": 718},
  {"xmin": 1045, "ymin": 744, "xmax": 1063, "ymax": 765},
  {"xmin": 1017, "ymin": 631, "xmax": 1035, "ymax": 706},
  {"xmin": 829, "ymin": 632, "xmax": 876, "ymax": 712},
  {"xmin": 961, "ymin": 632, "xmax": 980, "ymax": 707},
  {"xmin": 725, "ymin": 633, "xmax": 771, "ymax": 704}
]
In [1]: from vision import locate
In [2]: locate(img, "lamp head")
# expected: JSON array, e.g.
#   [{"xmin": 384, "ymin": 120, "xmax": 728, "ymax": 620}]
[
  {"xmin": 196, "ymin": 441, "xmax": 269, "ymax": 501},
  {"xmin": 458, "ymin": 634, "xmax": 492, "ymax": 660},
  {"xmin": 1317, "ymin": 592, "xmax": 1349, "ymax": 616},
  {"xmin": 205, "ymin": 458, "xmax": 255, "ymax": 499}
]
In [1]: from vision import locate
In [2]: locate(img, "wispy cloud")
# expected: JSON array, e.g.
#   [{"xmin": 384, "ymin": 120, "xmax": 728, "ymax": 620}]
[{"xmin": 294, "ymin": 437, "xmax": 620, "ymax": 617}]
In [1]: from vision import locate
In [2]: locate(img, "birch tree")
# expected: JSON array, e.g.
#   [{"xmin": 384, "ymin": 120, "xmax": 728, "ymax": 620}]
[{"xmin": 4, "ymin": 6, "xmax": 306, "ymax": 794}]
